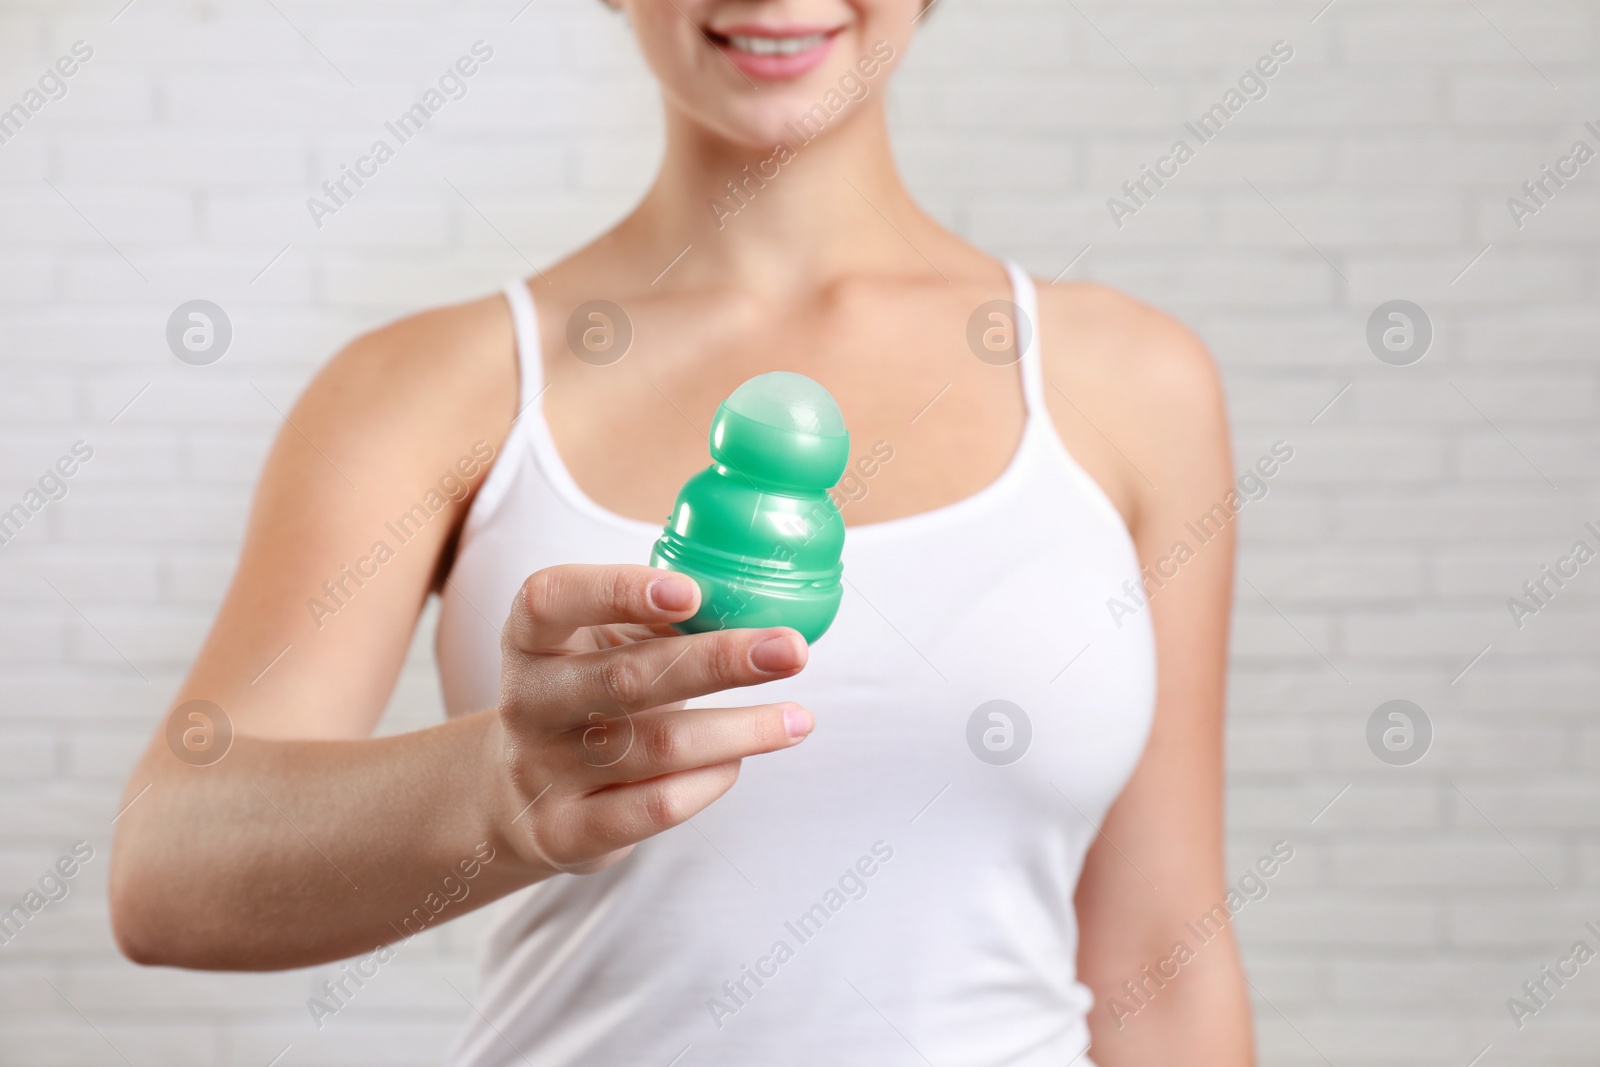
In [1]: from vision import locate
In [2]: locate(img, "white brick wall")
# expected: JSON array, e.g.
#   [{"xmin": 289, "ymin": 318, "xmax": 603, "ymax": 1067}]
[{"xmin": 1, "ymin": 0, "xmax": 1595, "ymax": 1062}]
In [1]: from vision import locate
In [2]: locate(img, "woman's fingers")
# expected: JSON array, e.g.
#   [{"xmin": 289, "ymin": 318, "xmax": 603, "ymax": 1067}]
[
  {"xmin": 503, "ymin": 564, "xmax": 701, "ymax": 655},
  {"xmin": 565, "ymin": 760, "xmax": 746, "ymax": 859},
  {"xmin": 514, "ymin": 625, "xmax": 808, "ymax": 730},
  {"xmin": 509, "ymin": 701, "xmax": 812, "ymax": 873},
  {"xmin": 505, "ymin": 627, "xmax": 806, "ymax": 735},
  {"xmin": 494, "ymin": 564, "xmax": 816, "ymax": 876},
  {"xmin": 567, "ymin": 701, "xmax": 813, "ymax": 783}
]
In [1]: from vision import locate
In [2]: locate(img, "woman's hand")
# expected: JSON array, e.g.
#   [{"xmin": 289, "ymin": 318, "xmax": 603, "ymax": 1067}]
[{"xmin": 487, "ymin": 564, "xmax": 813, "ymax": 876}]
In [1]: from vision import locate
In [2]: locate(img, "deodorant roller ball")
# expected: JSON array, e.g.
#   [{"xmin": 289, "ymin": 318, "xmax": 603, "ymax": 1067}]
[{"xmin": 650, "ymin": 372, "xmax": 849, "ymax": 643}]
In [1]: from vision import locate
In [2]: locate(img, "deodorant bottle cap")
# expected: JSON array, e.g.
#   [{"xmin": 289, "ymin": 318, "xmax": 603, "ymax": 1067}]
[{"xmin": 711, "ymin": 371, "xmax": 850, "ymax": 490}]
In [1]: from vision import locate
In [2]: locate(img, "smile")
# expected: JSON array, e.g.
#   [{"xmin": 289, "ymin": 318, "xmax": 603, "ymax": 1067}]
[
  {"xmin": 726, "ymin": 32, "xmax": 827, "ymax": 56},
  {"xmin": 707, "ymin": 24, "xmax": 842, "ymax": 80}
]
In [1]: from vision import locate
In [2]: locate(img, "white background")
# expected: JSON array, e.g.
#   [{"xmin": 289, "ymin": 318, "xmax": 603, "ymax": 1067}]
[{"xmin": 2, "ymin": 0, "xmax": 1598, "ymax": 1063}]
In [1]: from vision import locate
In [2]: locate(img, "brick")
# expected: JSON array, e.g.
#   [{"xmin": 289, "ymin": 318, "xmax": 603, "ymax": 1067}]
[
  {"xmin": 1243, "ymin": 546, "xmax": 1426, "ymax": 602},
  {"xmin": 1447, "ymin": 73, "xmax": 1590, "ymax": 126},
  {"xmin": 1090, "ymin": 252, "xmax": 1333, "ymax": 310},
  {"xmin": 1450, "ymin": 782, "xmax": 1600, "ymax": 830},
  {"xmin": 1297, "ymin": 781, "xmax": 1444, "ymax": 829},
  {"xmin": 1435, "ymin": 540, "xmax": 1600, "ymax": 599},
  {"xmin": 69, "ymin": 605, "xmax": 212, "ymax": 668},
  {"xmin": 61, "ymin": 248, "xmax": 315, "ymax": 304},
  {"xmin": 901, "ymin": 133, "xmax": 1079, "ymax": 192},
  {"xmin": 57, "ymin": 489, "xmax": 251, "ymax": 546},
  {"xmin": 1280, "ymin": 426, "xmax": 1449, "ymax": 483},
  {"xmin": 0, "ymin": 15, "xmax": 43, "ymax": 67},
  {"xmin": 0, "ymin": 185, "xmax": 194, "ymax": 246},
  {"xmin": 163, "ymin": 73, "xmax": 373, "ymax": 129},
  {"xmin": 1340, "ymin": 6, "xmax": 1594, "ymax": 65},
  {"xmin": 1252, "ymin": 71, "xmax": 1441, "ymax": 127},
  {"xmin": 1352, "ymin": 369, "xmax": 1599, "ymax": 426},
  {"xmin": 1435, "ymin": 720, "xmax": 1573, "ymax": 771},
  {"xmin": 0, "ymin": 1022, "xmax": 222, "ymax": 1066},
  {"xmin": 1235, "ymin": 496, "xmax": 1332, "ymax": 547},
  {"xmin": 55, "ymin": 132, "xmax": 306, "ymax": 186},
  {"xmin": 1333, "ymin": 487, "xmax": 1574, "ymax": 541},
  {"xmin": 296, "ymin": 192, "xmax": 454, "ymax": 252},
  {"xmin": 1227, "ymin": 719, "xmax": 1316, "ymax": 773},
  {"xmin": 941, "ymin": 73, "xmax": 1184, "ymax": 132},
  {"xmin": 1087, "ymin": 16, "xmax": 1329, "ymax": 71},
  {"xmin": 1237, "ymin": 953, "xmax": 1323, "ymax": 1004},
  {"xmin": 0, "ymin": 374, "xmax": 75, "ymax": 422},
  {"xmin": 66, "ymin": 11, "xmax": 318, "ymax": 68},
  {"xmin": 181, "ymin": 432, "xmax": 274, "ymax": 484},
  {"xmin": 1330, "ymin": 839, "xmax": 1571, "ymax": 890},
  {"xmin": 1341, "ymin": 608, "xmax": 1502, "ymax": 659},
  {"xmin": 1480, "ymin": 192, "xmax": 1600, "ymax": 244},
  {"xmin": 1447, "ymin": 896, "xmax": 1600, "ymax": 948},
  {"xmin": 1455, "ymin": 429, "xmax": 1598, "ymax": 487},
  {"xmin": 1330, "ymin": 957, "xmax": 1543, "ymax": 1006},
  {"xmin": 973, "ymin": 190, "xmax": 1207, "ymax": 248},
  {"xmin": 0, "ymin": 790, "xmax": 118, "ymax": 842},
  {"xmin": 914, "ymin": 8, "xmax": 1073, "ymax": 71},
  {"xmin": 1445, "ymin": 665, "xmax": 1600, "ymax": 714},
  {"xmin": 66, "ymin": 965, "xmax": 311, "ymax": 1015},
  {"xmin": 1218, "ymin": 190, "xmax": 1466, "ymax": 247},
  {"xmin": 1246, "ymin": 894, "xmax": 1440, "ymax": 948},
  {"xmin": 225, "ymin": 1022, "xmax": 458, "ymax": 1067},
  {"xmin": 1345, "ymin": 248, "xmax": 1593, "ymax": 307},
  {"xmin": 0, "ymin": 252, "xmax": 59, "ymax": 303},
  {"xmin": 1230, "ymin": 603, "xmax": 1340, "ymax": 667},
  {"xmin": 0, "ymin": 731, "xmax": 57, "ymax": 780},
  {"xmin": 63, "ymin": 730, "xmax": 146, "ymax": 782},
  {"xmin": 0, "ymin": 619, "xmax": 65, "ymax": 665},
  {"xmin": 1205, "ymin": 312, "xmax": 1365, "ymax": 368},
  {"xmin": 1340, "ymin": 130, "xmax": 1565, "ymax": 186},
  {"xmin": 570, "ymin": 135, "xmax": 657, "ymax": 191},
  {"xmin": 1459, "ymin": 307, "xmax": 1600, "ymax": 364},
  {"xmin": 164, "ymin": 551, "xmax": 239, "ymax": 604}
]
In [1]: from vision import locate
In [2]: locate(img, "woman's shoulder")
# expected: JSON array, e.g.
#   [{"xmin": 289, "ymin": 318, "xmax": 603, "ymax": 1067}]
[
  {"xmin": 278, "ymin": 287, "xmax": 521, "ymax": 539},
  {"xmin": 1035, "ymin": 280, "xmax": 1221, "ymax": 406},
  {"xmin": 1032, "ymin": 278, "xmax": 1231, "ymax": 526},
  {"xmin": 322, "ymin": 290, "xmax": 517, "ymax": 423},
  {"xmin": 300, "ymin": 286, "xmax": 518, "ymax": 444}
]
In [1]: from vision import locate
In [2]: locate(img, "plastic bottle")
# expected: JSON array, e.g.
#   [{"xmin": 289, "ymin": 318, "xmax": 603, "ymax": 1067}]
[{"xmin": 650, "ymin": 372, "xmax": 849, "ymax": 642}]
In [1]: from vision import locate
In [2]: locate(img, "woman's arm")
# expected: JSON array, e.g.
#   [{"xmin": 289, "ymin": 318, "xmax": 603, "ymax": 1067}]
[
  {"xmin": 111, "ymin": 298, "xmax": 517, "ymax": 967},
  {"xmin": 110, "ymin": 297, "xmax": 814, "ymax": 970},
  {"xmin": 1043, "ymin": 286, "xmax": 1254, "ymax": 1064}
]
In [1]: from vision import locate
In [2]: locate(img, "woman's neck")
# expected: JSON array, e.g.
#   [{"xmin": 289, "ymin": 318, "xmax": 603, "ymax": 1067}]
[{"xmin": 615, "ymin": 100, "xmax": 943, "ymax": 293}]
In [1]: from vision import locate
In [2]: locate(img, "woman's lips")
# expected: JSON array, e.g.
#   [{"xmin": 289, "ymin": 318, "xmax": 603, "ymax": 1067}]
[{"xmin": 708, "ymin": 24, "xmax": 840, "ymax": 81}]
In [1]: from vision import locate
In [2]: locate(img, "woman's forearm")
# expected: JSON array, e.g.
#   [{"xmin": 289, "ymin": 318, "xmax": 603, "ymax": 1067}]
[
  {"xmin": 111, "ymin": 566, "xmax": 813, "ymax": 972},
  {"xmin": 109, "ymin": 710, "xmax": 536, "ymax": 971},
  {"xmin": 1086, "ymin": 936, "xmax": 1254, "ymax": 1066}
]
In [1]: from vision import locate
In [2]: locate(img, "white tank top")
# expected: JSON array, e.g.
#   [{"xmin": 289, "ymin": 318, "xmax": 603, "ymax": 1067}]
[{"xmin": 436, "ymin": 262, "xmax": 1156, "ymax": 1067}]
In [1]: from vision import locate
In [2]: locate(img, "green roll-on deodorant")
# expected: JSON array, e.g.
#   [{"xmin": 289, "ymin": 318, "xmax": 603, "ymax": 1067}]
[{"xmin": 650, "ymin": 372, "xmax": 848, "ymax": 643}]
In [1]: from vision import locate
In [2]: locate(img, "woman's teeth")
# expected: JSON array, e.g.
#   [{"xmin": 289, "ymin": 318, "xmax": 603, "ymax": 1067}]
[{"xmin": 727, "ymin": 33, "xmax": 827, "ymax": 56}]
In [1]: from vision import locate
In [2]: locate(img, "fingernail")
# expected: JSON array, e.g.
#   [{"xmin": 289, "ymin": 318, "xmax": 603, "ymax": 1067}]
[
  {"xmin": 783, "ymin": 704, "xmax": 814, "ymax": 740},
  {"xmin": 648, "ymin": 575, "xmax": 697, "ymax": 612},
  {"xmin": 750, "ymin": 631, "xmax": 805, "ymax": 673}
]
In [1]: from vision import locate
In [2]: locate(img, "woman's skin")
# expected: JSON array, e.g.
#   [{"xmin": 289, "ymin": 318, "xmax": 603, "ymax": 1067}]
[{"xmin": 110, "ymin": 0, "xmax": 1252, "ymax": 1061}]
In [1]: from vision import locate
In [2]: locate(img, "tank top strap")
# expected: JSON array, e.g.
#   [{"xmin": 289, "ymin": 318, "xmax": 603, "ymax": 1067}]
[
  {"xmin": 501, "ymin": 278, "xmax": 546, "ymax": 418},
  {"xmin": 463, "ymin": 279, "xmax": 549, "ymax": 537},
  {"xmin": 1003, "ymin": 260, "xmax": 1049, "ymax": 424}
]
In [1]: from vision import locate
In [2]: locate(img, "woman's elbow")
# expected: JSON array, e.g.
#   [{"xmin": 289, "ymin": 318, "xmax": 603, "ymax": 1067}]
[
  {"xmin": 108, "ymin": 828, "xmax": 228, "ymax": 969},
  {"xmin": 108, "ymin": 848, "xmax": 178, "ymax": 967}
]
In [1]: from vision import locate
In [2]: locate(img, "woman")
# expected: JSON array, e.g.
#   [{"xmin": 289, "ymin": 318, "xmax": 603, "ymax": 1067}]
[{"xmin": 111, "ymin": 1, "xmax": 1252, "ymax": 1063}]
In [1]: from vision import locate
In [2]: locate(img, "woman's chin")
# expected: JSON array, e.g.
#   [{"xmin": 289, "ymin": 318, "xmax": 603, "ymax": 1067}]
[{"xmin": 683, "ymin": 99, "xmax": 852, "ymax": 152}]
